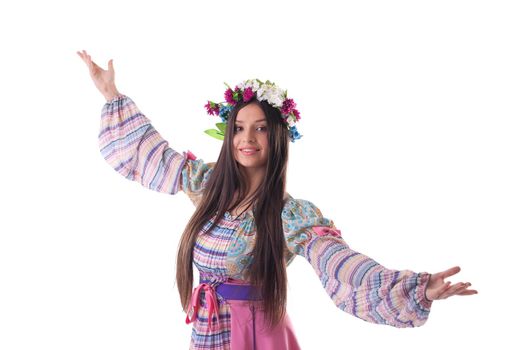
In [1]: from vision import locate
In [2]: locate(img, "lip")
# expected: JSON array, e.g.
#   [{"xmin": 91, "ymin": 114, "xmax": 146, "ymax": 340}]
[{"xmin": 239, "ymin": 148, "xmax": 260, "ymax": 155}]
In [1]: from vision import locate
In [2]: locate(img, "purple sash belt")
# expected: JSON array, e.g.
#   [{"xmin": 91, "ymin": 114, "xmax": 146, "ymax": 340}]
[
  {"xmin": 185, "ymin": 276, "xmax": 262, "ymax": 329},
  {"xmin": 203, "ymin": 277, "xmax": 263, "ymax": 301}
]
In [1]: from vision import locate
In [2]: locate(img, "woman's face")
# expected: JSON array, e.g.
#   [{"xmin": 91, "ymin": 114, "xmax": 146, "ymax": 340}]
[{"xmin": 232, "ymin": 103, "xmax": 269, "ymax": 169}]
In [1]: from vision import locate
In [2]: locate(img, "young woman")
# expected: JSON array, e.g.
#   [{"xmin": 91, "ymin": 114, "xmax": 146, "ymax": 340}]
[{"xmin": 78, "ymin": 50, "xmax": 478, "ymax": 350}]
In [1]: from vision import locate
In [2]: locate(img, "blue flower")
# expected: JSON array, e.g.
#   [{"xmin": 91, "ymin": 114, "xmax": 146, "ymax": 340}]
[
  {"xmin": 289, "ymin": 125, "xmax": 302, "ymax": 142},
  {"xmin": 219, "ymin": 105, "xmax": 233, "ymax": 122}
]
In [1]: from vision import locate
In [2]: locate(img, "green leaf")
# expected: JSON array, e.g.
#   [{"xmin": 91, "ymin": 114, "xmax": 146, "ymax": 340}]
[
  {"xmin": 204, "ymin": 129, "xmax": 225, "ymax": 141},
  {"xmin": 216, "ymin": 122, "xmax": 227, "ymax": 133}
]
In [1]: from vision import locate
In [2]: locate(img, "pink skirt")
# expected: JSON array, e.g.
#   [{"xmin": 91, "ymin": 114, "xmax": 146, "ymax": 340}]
[
  {"xmin": 186, "ymin": 277, "xmax": 302, "ymax": 349},
  {"xmin": 228, "ymin": 299, "xmax": 301, "ymax": 350}
]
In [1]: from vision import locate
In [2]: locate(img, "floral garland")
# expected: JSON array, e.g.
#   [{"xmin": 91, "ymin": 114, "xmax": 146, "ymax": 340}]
[{"xmin": 204, "ymin": 79, "xmax": 302, "ymax": 142}]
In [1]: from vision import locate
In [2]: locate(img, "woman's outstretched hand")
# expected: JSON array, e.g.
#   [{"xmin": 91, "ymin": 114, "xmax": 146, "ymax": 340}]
[
  {"xmin": 77, "ymin": 49, "xmax": 120, "ymax": 101},
  {"xmin": 425, "ymin": 266, "xmax": 478, "ymax": 301}
]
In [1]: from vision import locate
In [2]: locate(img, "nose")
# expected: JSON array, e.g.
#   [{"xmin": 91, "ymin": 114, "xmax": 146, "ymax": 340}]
[{"xmin": 243, "ymin": 128, "xmax": 256, "ymax": 143}]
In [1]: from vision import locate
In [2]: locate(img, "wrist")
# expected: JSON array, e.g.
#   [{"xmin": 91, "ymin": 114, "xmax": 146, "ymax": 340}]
[
  {"xmin": 103, "ymin": 88, "xmax": 121, "ymax": 102},
  {"xmin": 102, "ymin": 85, "xmax": 120, "ymax": 101}
]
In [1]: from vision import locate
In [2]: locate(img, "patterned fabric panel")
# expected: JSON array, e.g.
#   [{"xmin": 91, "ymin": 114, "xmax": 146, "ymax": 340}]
[
  {"xmin": 179, "ymin": 158, "xmax": 215, "ymax": 207},
  {"xmin": 190, "ymin": 215, "xmax": 247, "ymax": 350}
]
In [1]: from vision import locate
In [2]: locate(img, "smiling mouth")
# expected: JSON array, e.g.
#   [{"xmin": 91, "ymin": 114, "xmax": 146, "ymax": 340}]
[{"xmin": 239, "ymin": 148, "xmax": 259, "ymax": 155}]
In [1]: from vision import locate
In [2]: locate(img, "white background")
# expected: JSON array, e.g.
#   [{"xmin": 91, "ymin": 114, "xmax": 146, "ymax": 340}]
[{"xmin": 1, "ymin": 0, "xmax": 523, "ymax": 349}]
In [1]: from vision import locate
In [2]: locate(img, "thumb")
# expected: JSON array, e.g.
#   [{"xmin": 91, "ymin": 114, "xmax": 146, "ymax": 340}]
[{"xmin": 108, "ymin": 59, "xmax": 114, "ymax": 71}]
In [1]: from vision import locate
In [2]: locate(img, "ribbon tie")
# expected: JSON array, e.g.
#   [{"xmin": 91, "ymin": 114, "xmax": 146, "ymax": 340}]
[
  {"xmin": 185, "ymin": 283, "xmax": 220, "ymax": 329},
  {"xmin": 312, "ymin": 225, "xmax": 342, "ymax": 237}
]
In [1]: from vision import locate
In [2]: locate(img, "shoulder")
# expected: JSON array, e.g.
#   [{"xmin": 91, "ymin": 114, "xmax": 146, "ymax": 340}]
[
  {"xmin": 281, "ymin": 195, "xmax": 341, "ymax": 256},
  {"xmin": 282, "ymin": 194, "xmax": 324, "ymax": 220},
  {"xmin": 282, "ymin": 195, "xmax": 332, "ymax": 231}
]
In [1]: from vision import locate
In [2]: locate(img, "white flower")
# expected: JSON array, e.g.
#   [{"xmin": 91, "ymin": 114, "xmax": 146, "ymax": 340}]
[
  {"xmin": 268, "ymin": 94, "xmax": 284, "ymax": 107},
  {"xmin": 286, "ymin": 116, "xmax": 296, "ymax": 126},
  {"xmin": 236, "ymin": 80, "xmax": 286, "ymax": 107},
  {"xmin": 251, "ymin": 80, "xmax": 260, "ymax": 91},
  {"xmin": 264, "ymin": 86, "xmax": 284, "ymax": 107},
  {"xmin": 257, "ymin": 84, "xmax": 269, "ymax": 99},
  {"xmin": 241, "ymin": 79, "xmax": 261, "ymax": 93}
]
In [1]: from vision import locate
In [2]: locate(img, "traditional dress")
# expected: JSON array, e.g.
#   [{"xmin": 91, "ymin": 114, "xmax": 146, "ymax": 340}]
[{"xmin": 98, "ymin": 94, "xmax": 434, "ymax": 350}]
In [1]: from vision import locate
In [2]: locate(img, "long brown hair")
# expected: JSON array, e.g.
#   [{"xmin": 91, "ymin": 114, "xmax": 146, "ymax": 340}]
[{"xmin": 176, "ymin": 96, "xmax": 290, "ymax": 328}]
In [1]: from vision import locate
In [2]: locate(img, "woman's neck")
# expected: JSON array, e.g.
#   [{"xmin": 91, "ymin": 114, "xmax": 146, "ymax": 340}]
[{"xmin": 241, "ymin": 166, "xmax": 265, "ymax": 196}]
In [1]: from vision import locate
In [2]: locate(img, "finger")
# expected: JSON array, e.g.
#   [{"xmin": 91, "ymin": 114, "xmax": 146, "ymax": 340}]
[
  {"xmin": 452, "ymin": 283, "xmax": 476, "ymax": 295},
  {"xmin": 76, "ymin": 51, "xmax": 85, "ymax": 63},
  {"xmin": 456, "ymin": 289, "xmax": 478, "ymax": 296},
  {"xmin": 435, "ymin": 266, "xmax": 461, "ymax": 279},
  {"xmin": 436, "ymin": 282, "xmax": 460, "ymax": 299},
  {"xmin": 87, "ymin": 55, "xmax": 97, "ymax": 71},
  {"xmin": 434, "ymin": 281, "xmax": 452, "ymax": 296},
  {"xmin": 77, "ymin": 51, "xmax": 91, "ymax": 68},
  {"xmin": 80, "ymin": 51, "xmax": 90, "ymax": 65},
  {"xmin": 439, "ymin": 283, "xmax": 466, "ymax": 299},
  {"xmin": 77, "ymin": 50, "xmax": 86, "ymax": 62},
  {"xmin": 108, "ymin": 59, "xmax": 114, "ymax": 72}
]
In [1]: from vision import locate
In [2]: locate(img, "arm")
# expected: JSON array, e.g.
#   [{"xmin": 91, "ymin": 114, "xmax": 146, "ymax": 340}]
[
  {"xmin": 99, "ymin": 94, "xmax": 193, "ymax": 195},
  {"xmin": 282, "ymin": 198, "xmax": 433, "ymax": 328}
]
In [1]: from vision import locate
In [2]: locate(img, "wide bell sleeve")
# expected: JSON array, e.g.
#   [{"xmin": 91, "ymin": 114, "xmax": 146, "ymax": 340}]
[
  {"xmin": 99, "ymin": 94, "xmax": 214, "ymax": 205},
  {"xmin": 281, "ymin": 198, "xmax": 433, "ymax": 328}
]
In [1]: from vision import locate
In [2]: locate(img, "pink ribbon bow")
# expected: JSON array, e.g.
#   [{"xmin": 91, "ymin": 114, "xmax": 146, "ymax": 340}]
[
  {"xmin": 185, "ymin": 150, "xmax": 197, "ymax": 161},
  {"xmin": 312, "ymin": 226, "xmax": 342, "ymax": 237},
  {"xmin": 185, "ymin": 283, "xmax": 220, "ymax": 330}
]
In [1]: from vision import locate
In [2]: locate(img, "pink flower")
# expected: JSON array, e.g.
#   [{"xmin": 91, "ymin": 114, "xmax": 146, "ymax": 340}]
[
  {"xmin": 281, "ymin": 98, "xmax": 296, "ymax": 115},
  {"xmin": 224, "ymin": 89, "xmax": 236, "ymax": 104},
  {"xmin": 204, "ymin": 101, "xmax": 220, "ymax": 116},
  {"xmin": 243, "ymin": 87, "xmax": 254, "ymax": 102},
  {"xmin": 292, "ymin": 108, "xmax": 301, "ymax": 121}
]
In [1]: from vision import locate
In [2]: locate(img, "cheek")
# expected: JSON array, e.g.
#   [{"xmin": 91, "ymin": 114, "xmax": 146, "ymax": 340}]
[
  {"xmin": 232, "ymin": 135, "xmax": 241, "ymax": 148},
  {"xmin": 259, "ymin": 134, "xmax": 269, "ymax": 147}
]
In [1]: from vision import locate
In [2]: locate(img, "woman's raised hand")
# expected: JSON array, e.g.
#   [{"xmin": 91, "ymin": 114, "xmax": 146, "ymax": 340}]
[
  {"xmin": 77, "ymin": 50, "xmax": 120, "ymax": 101},
  {"xmin": 425, "ymin": 266, "xmax": 478, "ymax": 301}
]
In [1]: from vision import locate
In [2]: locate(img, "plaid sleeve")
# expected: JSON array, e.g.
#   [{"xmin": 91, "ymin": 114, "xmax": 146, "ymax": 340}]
[
  {"xmin": 99, "ymin": 94, "xmax": 200, "ymax": 196},
  {"xmin": 281, "ymin": 198, "xmax": 433, "ymax": 328}
]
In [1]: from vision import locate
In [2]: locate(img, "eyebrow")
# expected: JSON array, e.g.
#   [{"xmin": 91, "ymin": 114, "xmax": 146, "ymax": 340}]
[{"xmin": 235, "ymin": 119, "xmax": 266, "ymax": 123}]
